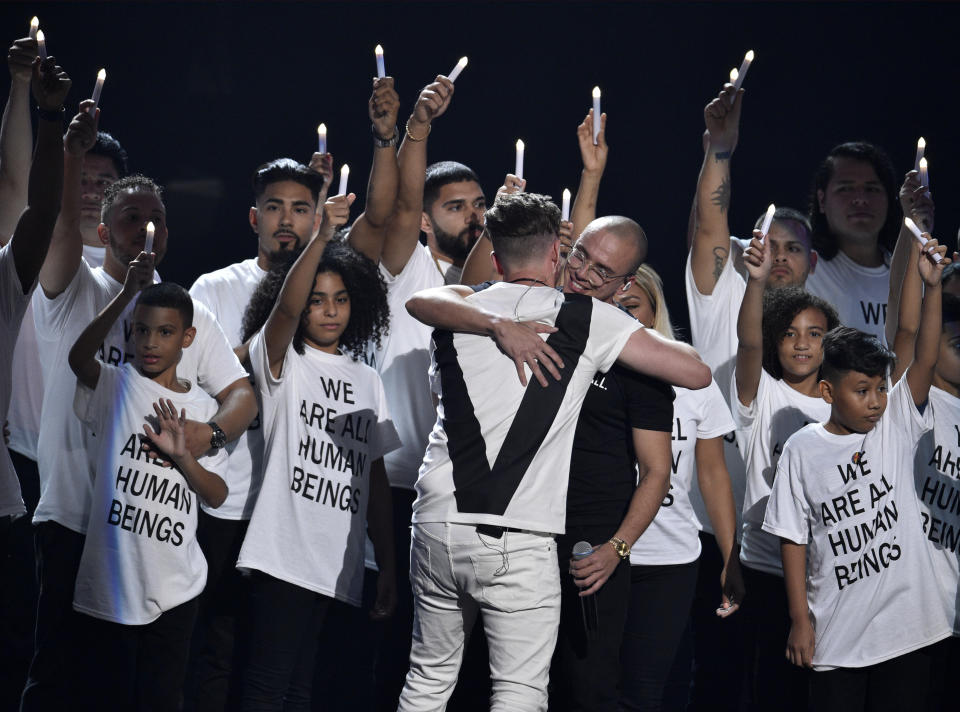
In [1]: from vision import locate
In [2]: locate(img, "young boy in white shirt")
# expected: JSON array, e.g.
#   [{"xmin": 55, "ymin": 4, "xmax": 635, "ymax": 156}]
[
  {"xmin": 68, "ymin": 252, "xmax": 228, "ymax": 710},
  {"xmin": 763, "ymin": 233, "xmax": 952, "ymax": 711}
]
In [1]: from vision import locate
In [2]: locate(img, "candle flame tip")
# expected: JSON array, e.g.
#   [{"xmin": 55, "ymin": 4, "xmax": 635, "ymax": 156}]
[
  {"xmin": 920, "ymin": 157, "xmax": 928, "ymax": 168},
  {"xmin": 918, "ymin": 137, "xmax": 926, "ymax": 147},
  {"xmin": 30, "ymin": 16, "xmax": 39, "ymax": 26},
  {"xmin": 318, "ymin": 123, "xmax": 326, "ymax": 133},
  {"xmin": 375, "ymin": 44, "xmax": 383, "ymax": 54},
  {"xmin": 458, "ymin": 56, "xmax": 468, "ymax": 66},
  {"xmin": 36, "ymin": 29, "xmax": 44, "ymax": 41},
  {"xmin": 562, "ymin": 188, "xmax": 571, "ymax": 197},
  {"xmin": 516, "ymin": 139, "xmax": 524, "ymax": 149},
  {"xmin": 97, "ymin": 68, "xmax": 106, "ymax": 79},
  {"xmin": 745, "ymin": 50, "xmax": 755, "ymax": 60}
]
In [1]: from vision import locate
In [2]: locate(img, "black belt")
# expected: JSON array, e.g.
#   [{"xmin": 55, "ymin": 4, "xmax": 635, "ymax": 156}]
[{"xmin": 475, "ymin": 524, "xmax": 525, "ymax": 539}]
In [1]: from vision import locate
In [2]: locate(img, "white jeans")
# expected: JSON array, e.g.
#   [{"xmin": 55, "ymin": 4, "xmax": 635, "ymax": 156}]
[{"xmin": 398, "ymin": 521, "xmax": 560, "ymax": 712}]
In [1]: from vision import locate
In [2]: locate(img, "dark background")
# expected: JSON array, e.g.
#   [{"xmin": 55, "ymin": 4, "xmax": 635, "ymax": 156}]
[{"xmin": 2, "ymin": 1, "xmax": 958, "ymax": 337}]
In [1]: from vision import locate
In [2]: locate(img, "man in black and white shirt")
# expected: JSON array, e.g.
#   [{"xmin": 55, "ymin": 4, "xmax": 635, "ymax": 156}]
[{"xmin": 398, "ymin": 193, "xmax": 711, "ymax": 711}]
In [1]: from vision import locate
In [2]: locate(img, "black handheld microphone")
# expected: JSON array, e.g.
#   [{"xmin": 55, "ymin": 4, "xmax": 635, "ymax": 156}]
[{"xmin": 573, "ymin": 540, "xmax": 599, "ymax": 640}]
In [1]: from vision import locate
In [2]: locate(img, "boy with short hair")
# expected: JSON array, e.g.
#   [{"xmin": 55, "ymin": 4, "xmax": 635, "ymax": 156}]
[
  {"xmin": 68, "ymin": 252, "xmax": 228, "ymax": 710},
  {"xmin": 763, "ymin": 235, "xmax": 952, "ymax": 710}
]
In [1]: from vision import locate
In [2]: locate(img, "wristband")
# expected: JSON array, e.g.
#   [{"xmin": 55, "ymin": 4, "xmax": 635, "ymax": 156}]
[
  {"xmin": 372, "ymin": 124, "xmax": 399, "ymax": 148},
  {"xmin": 37, "ymin": 106, "xmax": 65, "ymax": 122}
]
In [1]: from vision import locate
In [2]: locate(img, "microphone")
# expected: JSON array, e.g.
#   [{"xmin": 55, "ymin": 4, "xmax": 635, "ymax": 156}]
[{"xmin": 573, "ymin": 541, "xmax": 599, "ymax": 640}]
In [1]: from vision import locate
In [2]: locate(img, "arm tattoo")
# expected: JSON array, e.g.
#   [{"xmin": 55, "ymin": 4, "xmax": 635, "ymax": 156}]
[
  {"xmin": 712, "ymin": 246, "xmax": 728, "ymax": 283},
  {"xmin": 710, "ymin": 176, "xmax": 731, "ymax": 213},
  {"xmin": 713, "ymin": 150, "xmax": 732, "ymax": 162}
]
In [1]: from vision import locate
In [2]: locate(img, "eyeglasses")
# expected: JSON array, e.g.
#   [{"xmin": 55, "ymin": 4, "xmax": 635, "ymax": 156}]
[{"xmin": 566, "ymin": 246, "xmax": 632, "ymax": 287}]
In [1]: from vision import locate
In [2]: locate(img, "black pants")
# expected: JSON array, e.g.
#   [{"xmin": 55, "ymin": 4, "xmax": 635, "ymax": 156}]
[
  {"xmin": 808, "ymin": 645, "xmax": 935, "ymax": 712},
  {"xmin": 619, "ymin": 561, "xmax": 699, "ymax": 711},
  {"xmin": 373, "ymin": 486, "xmax": 416, "ymax": 711},
  {"xmin": 1, "ymin": 451, "xmax": 39, "ymax": 711},
  {"xmin": 184, "ymin": 511, "xmax": 250, "ymax": 711},
  {"xmin": 241, "ymin": 572, "xmax": 332, "ymax": 712},
  {"xmin": 740, "ymin": 563, "xmax": 808, "ymax": 712},
  {"xmin": 78, "ymin": 596, "xmax": 200, "ymax": 711},
  {"xmin": 550, "ymin": 527, "xmax": 632, "ymax": 712},
  {"xmin": 20, "ymin": 520, "xmax": 85, "ymax": 712},
  {"xmin": 688, "ymin": 532, "xmax": 746, "ymax": 712}
]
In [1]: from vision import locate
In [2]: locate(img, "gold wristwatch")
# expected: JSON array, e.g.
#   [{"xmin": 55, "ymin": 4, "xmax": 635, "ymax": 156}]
[{"xmin": 608, "ymin": 537, "xmax": 630, "ymax": 560}]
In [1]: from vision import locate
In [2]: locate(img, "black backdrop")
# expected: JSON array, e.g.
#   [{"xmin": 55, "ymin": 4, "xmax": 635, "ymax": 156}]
[{"xmin": 3, "ymin": 1, "xmax": 958, "ymax": 337}]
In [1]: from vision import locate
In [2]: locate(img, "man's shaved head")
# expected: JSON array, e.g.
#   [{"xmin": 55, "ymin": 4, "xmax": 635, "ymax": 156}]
[{"xmin": 580, "ymin": 216, "xmax": 648, "ymax": 272}]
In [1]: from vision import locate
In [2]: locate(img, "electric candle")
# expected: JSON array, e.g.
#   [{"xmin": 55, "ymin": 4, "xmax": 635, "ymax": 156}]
[
  {"xmin": 448, "ymin": 56, "xmax": 468, "ymax": 82},
  {"xmin": 904, "ymin": 217, "xmax": 942, "ymax": 262},
  {"xmin": 36, "ymin": 30, "xmax": 46, "ymax": 60},
  {"xmin": 317, "ymin": 124, "xmax": 327, "ymax": 155},
  {"xmin": 561, "ymin": 189, "xmax": 571, "ymax": 221},
  {"xmin": 515, "ymin": 140, "xmax": 524, "ymax": 181},
  {"xmin": 919, "ymin": 157, "xmax": 929, "ymax": 188},
  {"xmin": 89, "ymin": 69, "xmax": 105, "ymax": 116},
  {"xmin": 29, "ymin": 17, "xmax": 39, "ymax": 40},
  {"xmin": 592, "ymin": 86, "xmax": 601, "ymax": 145},
  {"xmin": 731, "ymin": 50, "xmax": 753, "ymax": 92},
  {"xmin": 144, "ymin": 222, "xmax": 155, "ymax": 255},
  {"xmin": 375, "ymin": 45, "xmax": 385, "ymax": 79},
  {"xmin": 759, "ymin": 203, "xmax": 775, "ymax": 242},
  {"xmin": 915, "ymin": 137, "xmax": 925, "ymax": 172},
  {"xmin": 338, "ymin": 164, "xmax": 349, "ymax": 195}
]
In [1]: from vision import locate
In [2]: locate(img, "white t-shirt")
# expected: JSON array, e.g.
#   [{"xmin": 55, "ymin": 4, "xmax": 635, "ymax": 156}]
[
  {"xmin": 413, "ymin": 285, "xmax": 641, "ymax": 534},
  {"xmin": 6, "ymin": 246, "xmax": 105, "ymax": 461},
  {"xmin": 734, "ymin": 369, "xmax": 831, "ymax": 576},
  {"xmin": 32, "ymin": 261, "xmax": 247, "ymax": 533},
  {"xmin": 0, "ymin": 243, "xmax": 31, "ymax": 518},
  {"xmin": 72, "ymin": 362, "xmax": 227, "ymax": 625},
  {"xmin": 805, "ymin": 250, "xmax": 889, "ymax": 344},
  {"xmin": 684, "ymin": 243, "xmax": 747, "ymax": 534},
  {"xmin": 631, "ymin": 378, "xmax": 736, "ymax": 565},
  {"xmin": 913, "ymin": 386, "xmax": 960, "ymax": 633},
  {"xmin": 238, "ymin": 333, "xmax": 401, "ymax": 606},
  {"xmin": 363, "ymin": 243, "xmax": 443, "ymax": 490},
  {"xmin": 763, "ymin": 379, "xmax": 950, "ymax": 669},
  {"xmin": 190, "ymin": 257, "xmax": 267, "ymax": 520}
]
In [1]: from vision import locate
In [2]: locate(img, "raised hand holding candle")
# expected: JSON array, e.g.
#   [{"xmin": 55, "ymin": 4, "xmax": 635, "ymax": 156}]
[
  {"xmin": 592, "ymin": 87, "xmax": 602, "ymax": 145},
  {"xmin": 144, "ymin": 222, "xmax": 155, "ymax": 254},
  {"xmin": 914, "ymin": 137, "xmax": 925, "ymax": 172},
  {"xmin": 338, "ymin": 164, "xmax": 349, "ymax": 195},
  {"xmin": 759, "ymin": 203, "xmax": 776, "ymax": 243},
  {"xmin": 904, "ymin": 217, "xmax": 942, "ymax": 262},
  {"xmin": 561, "ymin": 189, "xmax": 571, "ymax": 221},
  {"xmin": 448, "ymin": 56, "xmax": 468, "ymax": 82},
  {"xmin": 36, "ymin": 30, "xmax": 46, "ymax": 60},
  {"xmin": 29, "ymin": 17, "xmax": 39, "ymax": 40},
  {"xmin": 375, "ymin": 45, "xmax": 385, "ymax": 79},
  {"xmin": 731, "ymin": 50, "xmax": 753, "ymax": 92},
  {"xmin": 89, "ymin": 69, "xmax": 105, "ymax": 116},
  {"xmin": 317, "ymin": 124, "xmax": 327, "ymax": 154},
  {"xmin": 515, "ymin": 140, "xmax": 524, "ymax": 181},
  {"xmin": 919, "ymin": 157, "xmax": 929, "ymax": 188}
]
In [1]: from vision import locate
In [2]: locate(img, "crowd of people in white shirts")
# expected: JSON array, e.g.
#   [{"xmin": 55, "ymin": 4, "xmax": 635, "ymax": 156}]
[{"xmin": 1, "ymin": 24, "xmax": 958, "ymax": 712}]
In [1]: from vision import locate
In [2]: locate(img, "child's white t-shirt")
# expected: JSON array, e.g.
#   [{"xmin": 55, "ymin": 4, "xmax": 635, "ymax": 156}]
[
  {"xmin": 238, "ymin": 333, "xmax": 401, "ymax": 606},
  {"xmin": 763, "ymin": 378, "xmax": 951, "ymax": 669},
  {"xmin": 631, "ymin": 378, "xmax": 736, "ymax": 565},
  {"xmin": 734, "ymin": 369, "xmax": 831, "ymax": 576},
  {"xmin": 72, "ymin": 362, "xmax": 227, "ymax": 625},
  {"xmin": 914, "ymin": 386, "xmax": 960, "ymax": 633}
]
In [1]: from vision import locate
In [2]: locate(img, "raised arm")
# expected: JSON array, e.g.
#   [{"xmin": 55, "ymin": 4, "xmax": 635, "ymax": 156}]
[
  {"xmin": 570, "ymin": 108, "xmax": 607, "ymax": 239},
  {"xmin": 905, "ymin": 235, "xmax": 949, "ymax": 406},
  {"xmin": 143, "ymin": 399, "xmax": 227, "ymax": 509},
  {"xmin": 690, "ymin": 84, "xmax": 742, "ymax": 296},
  {"xmin": 345, "ymin": 76, "xmax": 400, "ymax": 263},
  {"xmin": 380, "ymin": 76, "xmax": 454, "ymax": 276},
  {"xmin": 735, "ymin": 233, "xmax": 770, "ymax": 406},
  {"xmin": 9, "ymin": 57, "xmax": 71, "ymax": 294},
  {"xmin": 0, "ymin": 37, "xmax": 37, "ymax": 240},
  {"xmin": 262, "ymin": 231, "xmax": 328, "ymax": 377},
  {"xmin": 38, "ymin": 99, "xmax": 97, "ymax": 297},
  {"xmin": 890, "ymin": 222, "xmax": 921, "ymax": 384},
  {"xmin": 695, "ymin": 435, "xmax": 744, "ymax": 615},
  {"xmin": 68, "ymin": 251, "xmax": 154, "ymax": 389},
  {"xmin": 886, "ymin": 171, "xmax": 933, "ymax": 347}
]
